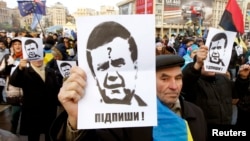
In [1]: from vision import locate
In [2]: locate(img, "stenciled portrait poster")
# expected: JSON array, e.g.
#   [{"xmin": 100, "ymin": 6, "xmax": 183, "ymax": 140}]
[
  {"xmin": 204, "ymin": 27, "xmax": 236, "ymax": 73},
  {"xmin": 21, "ymin": 37, "xmax": 43, "ymax": 61},
  {"xmin": 56, "ymin": 60, "xmax": 77, "ymax": 78},
  {"xmin": 77, "ymin": 15, "xmax": 157, "ymax": 129}
]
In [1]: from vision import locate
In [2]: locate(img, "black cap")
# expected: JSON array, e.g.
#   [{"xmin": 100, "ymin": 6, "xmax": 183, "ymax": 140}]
[{"xmin": 156, "ymin": 55, "xmax": 184, "ymax": 70}]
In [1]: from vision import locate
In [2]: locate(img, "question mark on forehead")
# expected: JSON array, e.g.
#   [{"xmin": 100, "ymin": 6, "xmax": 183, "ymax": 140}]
[{"xmin": 107, "ymin": 47, "xmax": 112, "ymax": 58}]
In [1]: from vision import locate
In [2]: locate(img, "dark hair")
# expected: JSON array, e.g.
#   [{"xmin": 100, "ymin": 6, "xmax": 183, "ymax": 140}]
[
  {"xmin": 60, "ymin": 62, "xmax": 72, "ymax": 68},
  {"xmin": 182, "ymin": 37, "xmax": 194, "ymax": 44},
  {"xmin": 86, "ymin": 21, "xmax": 138, "ymax": 76},
  {"xmin": 45, "ymin": 35, "xmax": 56, "ymax": 45},
  {"xmin": 0, "ymin": 38, "xmax": 7, "ymax": 47},
  {"xmin": 25, "ymin": 39, "xmax": 38, "ymax": 49},
  {"xmin": 210, "ymin": 32, "xmax": 227, "ymax": 48}
]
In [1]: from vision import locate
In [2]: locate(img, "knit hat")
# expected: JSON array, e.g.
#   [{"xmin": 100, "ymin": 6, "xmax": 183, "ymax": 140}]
[
  {"xmin": 187, "ymin": 44, "xmax": 199, "ymax": 55},
  {"xmin": 51, "ymin": 43, "xmax": 68, "ymax": 60}
]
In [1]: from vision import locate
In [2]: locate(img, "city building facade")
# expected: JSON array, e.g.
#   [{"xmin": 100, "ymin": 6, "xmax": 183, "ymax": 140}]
[
  {"xmin": 0, "ymin": 1, "xmax": 117, "ymax": 33},
  {"xmin": 117, "ymin": 0, "xmax": 250, "ymax": 38},
  {"xmin": 0, "ymin": 0, "xmax": 250, "ymax": 38}
]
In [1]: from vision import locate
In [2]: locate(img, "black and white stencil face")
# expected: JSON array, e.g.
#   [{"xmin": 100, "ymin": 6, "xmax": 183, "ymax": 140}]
[
  {"xmin": 209, "ymin": 38, "xmax": 225, "ymax": 64},
  {"xmin": 24, "ymin": 39, "xmax": 41, "ymax": 59},
  {"xmin": 25, "ymin": 42, "xmax": 38, "ymax": 58},
  {"xmin": 60, "ymin": 63, "xmax": 72, "ymax": 78},
  {"xmin": 208, "ymin": 32, "xmax": 228, "ymax": 66},
  {"xmin": 90, "ymin": 37, "xmax": 137, "ymax": 103}
]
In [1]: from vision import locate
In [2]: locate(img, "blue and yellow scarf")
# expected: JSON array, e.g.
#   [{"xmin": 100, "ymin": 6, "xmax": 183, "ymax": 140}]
[{"xmin": 153, "ymin": 98, "xmax": 193, "ymax": 141}]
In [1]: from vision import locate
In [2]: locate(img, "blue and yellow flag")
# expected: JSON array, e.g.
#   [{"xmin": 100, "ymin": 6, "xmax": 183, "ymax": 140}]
[{"xmin": 153, "ymin": 98, "xmax": 193, "ymax": 141}]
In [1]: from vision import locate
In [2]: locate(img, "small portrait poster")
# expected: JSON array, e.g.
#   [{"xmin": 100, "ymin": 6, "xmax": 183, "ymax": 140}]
[
  {"xmin": 235, "ymin": 45, "xmax": 243, "ymax": 56},
  {"xmin": 0, "ymin": 78, "xmax": 5, "ymax": 86},
  {"xmin": 77, "ymin": 15, "xmax": 157, "ymax": 129},
  {"xmin": 56, "ymin": 60, "xmax": 77, "ymax": 78},
  {"xmin": 204, "ymin": 28, "xmax": 236, "ymax": 73},
  {"xmin": 22, "ymin": 37, "xmax": 43, "ymax": 61}
]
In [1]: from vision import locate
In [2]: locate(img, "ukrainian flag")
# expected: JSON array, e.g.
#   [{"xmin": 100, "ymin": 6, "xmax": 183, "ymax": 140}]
[
  {"xmin": 153, "ymin": 98, "xmax": 193, "ymax": 141},
  {"xmin": 43, "ymin": 49, "xmax": 53, "ymax": 65}
]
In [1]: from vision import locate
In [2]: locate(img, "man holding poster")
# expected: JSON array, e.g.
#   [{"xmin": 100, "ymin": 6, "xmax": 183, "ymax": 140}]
[
  {"xmin": 50, "ymin": 55, "xmax": 208, "ymax": 141},
  {"xmin": 182, "ymin": 42, "xmax": 250, "ymax": 140},
  {"xmin": 49, "ymin": 15, "xmax": 207, "ymax": 141}
]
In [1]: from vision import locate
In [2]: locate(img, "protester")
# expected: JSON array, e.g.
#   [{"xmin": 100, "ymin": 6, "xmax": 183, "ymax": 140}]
[
  {"xmin": 235, "ymin": 63, "xmax": 250, "ymax": 135},
  {"xmin": 43, "ymin": 35, "xmax": 56, "ymax": 65},
  {"xmin": 0, "ymin": 38, "xmax": 10, "ymax": 104},
  {"xmin": 182, "ymin": 44, "xmax": 199, "ymax": 70},
  {"xmin": 49, "ymin": 54, "xmax": 207, "ymax": 141},
  {"xmin": 0, "ymin": 37, "xmax": 23, "ymax": 134},
  {"xmin": 9, "ymin": 58, "xmax": 61, "ymax": 141},
  {"xmin": 182, "ymin": 45, "xmax": 249, "ymax": 140},
  {"xmin": 46, "ymin": 43, "xmax": 70, "ymax": 87},
  {"xmin": 178, "ymin": 37, "xmax": 194, "ymax": 57}
]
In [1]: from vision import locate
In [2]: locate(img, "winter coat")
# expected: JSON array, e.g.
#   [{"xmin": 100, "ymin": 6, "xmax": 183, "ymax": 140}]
[
  {"xmin": 50, "ymin": 97, "xmax": 207, "ymax": 141},
  {"xmin": 9, "ymin": 65, "xmax": 61, "ymax": 135},
  {"xmin": 46, "ymin": 59, "xmax": 64, "ymax": 87},
  {"xmin": 182, "ymin": 62, "xmax": 239, "ymax": 125}
]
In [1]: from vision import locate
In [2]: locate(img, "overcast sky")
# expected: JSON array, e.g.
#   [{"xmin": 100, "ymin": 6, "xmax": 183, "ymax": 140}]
[{"xmin": 5, "ymin": 0, "xmax": 120, "ymax": 13}]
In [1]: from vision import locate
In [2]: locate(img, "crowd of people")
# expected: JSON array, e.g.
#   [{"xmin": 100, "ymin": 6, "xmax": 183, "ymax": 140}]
[
  {"xmin": 0, "ymin": 30, "xmax": 77, "ymax": 141},
  {"xmin": 155, "ymin": 32, "xmax": 250, "ymax": 140},
  {"xmin": 0, "ymin": 25, "xmax": 250, "ymax": 141}
]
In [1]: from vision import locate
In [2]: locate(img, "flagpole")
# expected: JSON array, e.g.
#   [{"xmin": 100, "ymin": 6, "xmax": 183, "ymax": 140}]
[
  {"xmin": 33, "ymin": 13, "xmax": 45, "ymax": 35},
  {"xmin": 31, "ymin": 1, "xmax": 46, "ymax": 36}
]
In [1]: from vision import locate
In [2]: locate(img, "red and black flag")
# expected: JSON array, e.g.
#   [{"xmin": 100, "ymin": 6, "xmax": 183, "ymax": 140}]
[{"xmin": 219, "ymin": 0, "xmax": 244, "ymax": 34}]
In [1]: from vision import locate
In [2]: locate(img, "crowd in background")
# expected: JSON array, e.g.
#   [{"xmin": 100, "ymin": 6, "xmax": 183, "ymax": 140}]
[
  {"xmin": 155, "ymin": 31, "xmax": 250, "ymax": 140},
  {"xmin": 0, "ymin": 29, "xmax": 77, "ymax": 141}
]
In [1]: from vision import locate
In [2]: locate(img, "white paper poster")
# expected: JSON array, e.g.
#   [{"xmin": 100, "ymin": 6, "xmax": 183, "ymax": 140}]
[
  {"xmin": 77, "ymin": 15, "xmax": 157, "ymax": 129},
  {"xmin": 204, "ymin": 28, "xmax": 237, "ymax": 73},
  {"xmin": 21, "ymin": 37, "xmax": 43, "ymax": 61},
  {"xmin": 56, "ymin": 60, "xmax": 77, "ymax": 78}
]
